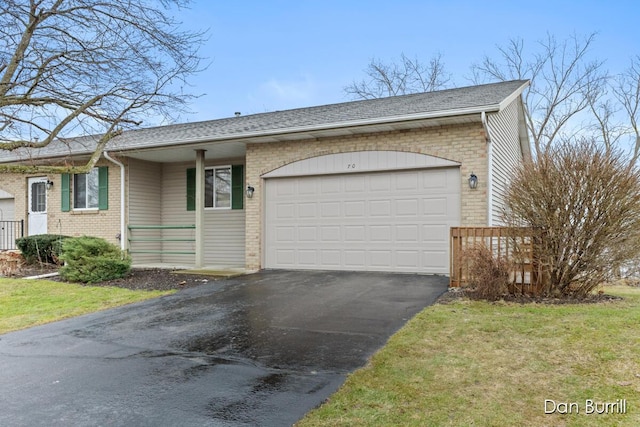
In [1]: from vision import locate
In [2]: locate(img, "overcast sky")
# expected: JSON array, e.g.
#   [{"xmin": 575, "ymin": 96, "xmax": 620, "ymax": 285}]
[{"xmin": 175, "ymin": 0, "xmax": 639, "ymax": 122}]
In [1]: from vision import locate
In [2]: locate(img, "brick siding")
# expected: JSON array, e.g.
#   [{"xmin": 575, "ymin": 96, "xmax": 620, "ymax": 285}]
[
  {"xmin": 0, "ymin": 159, "xmax": 122, "ymax": 246},
  {"xmin": 245, "ymin": 122, "xmax": 489, "ymax": 270}
]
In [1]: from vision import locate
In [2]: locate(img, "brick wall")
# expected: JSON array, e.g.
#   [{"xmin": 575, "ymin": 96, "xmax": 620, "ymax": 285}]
[
  {"xmin": 0, "ymin": 159, "xmax": 122, "ymax": 246},
  {"xmin": 245, "ymin": 122, "xmax": 489, "ymax": 270}
]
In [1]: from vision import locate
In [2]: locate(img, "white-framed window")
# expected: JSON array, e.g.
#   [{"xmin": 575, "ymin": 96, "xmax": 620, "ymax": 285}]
[
  {"xmin": 73, "ymin": 167, "xmax": 99, "ymax": 209},
  {"xmin": 205, "ymin": 166, "xmax": 231, "ymax": 209}
]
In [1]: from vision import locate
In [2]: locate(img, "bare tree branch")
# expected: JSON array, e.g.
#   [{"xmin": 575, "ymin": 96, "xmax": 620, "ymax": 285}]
[
  {"xmin": 344, "ymin": 52, "xmax": 452, "ymax": 99},
  {"xmin": 0, "ymin": 0, "xmax": 206, "ymax": 172},
  {"xmin": 610, "ymin": 56, "xmax": 640, "ymax": 165},
  {"xmin": 470, "ymin": 32, "xmax": 607, "ymax": 155}
]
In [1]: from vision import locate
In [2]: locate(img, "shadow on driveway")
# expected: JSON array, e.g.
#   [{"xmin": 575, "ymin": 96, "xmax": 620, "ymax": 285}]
[{"xmin": 0, "ymin": 270, "xmax": 447, "ymax": 426}]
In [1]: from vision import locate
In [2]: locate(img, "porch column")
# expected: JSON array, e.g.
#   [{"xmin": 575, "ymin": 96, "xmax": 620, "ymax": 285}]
[{"xmin": 195, "ymin": 149, "xmax": 206, "ymax": 268}]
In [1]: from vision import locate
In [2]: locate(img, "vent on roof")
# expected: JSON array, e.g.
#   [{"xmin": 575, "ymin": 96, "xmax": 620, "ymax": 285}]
[{"xmin": 234, "ymin": 112, "xmax": 241, "ymax": 117}]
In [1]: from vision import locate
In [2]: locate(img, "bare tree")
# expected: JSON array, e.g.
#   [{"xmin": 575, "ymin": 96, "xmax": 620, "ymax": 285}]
[
  {"xmin": 345, "ymin": 34, "xmax": 612, "ymax": 157},
  {"xmin": 470, "ymin": 33, "xmax": 608, "ymax": 156},
  {"xmin": 344, "ymin": 52, "xmax": 451, "ymax": 99},
  {"xmin": 0, "ymin": 0, "xmax": 205, "ymax": 173}
]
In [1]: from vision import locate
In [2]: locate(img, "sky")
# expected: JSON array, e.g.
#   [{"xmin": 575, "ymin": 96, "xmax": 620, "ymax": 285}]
[{"xmin": 174, "ymin": 0, "xmax": 640, "ymax": 123}]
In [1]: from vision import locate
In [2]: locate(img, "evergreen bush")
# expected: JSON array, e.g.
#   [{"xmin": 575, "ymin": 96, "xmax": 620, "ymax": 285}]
[
  {"xmin": 15, "ymin": 234, "xmax": 70, "ymax": 265},
  {"xmin": 59, "ymin": 236, "xmax": 131, "ymax": 283}
]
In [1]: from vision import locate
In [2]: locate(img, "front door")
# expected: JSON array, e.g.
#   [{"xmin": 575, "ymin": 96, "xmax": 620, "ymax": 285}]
[{"xmin": 28, "ymin": 177, "xmax": 47, "ymax": 236}]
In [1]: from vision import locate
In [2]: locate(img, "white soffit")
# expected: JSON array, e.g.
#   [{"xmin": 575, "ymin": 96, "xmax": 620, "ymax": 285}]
[{"xmin": 262, "ymin": 151, "xmax": 461, "ymax": 178}]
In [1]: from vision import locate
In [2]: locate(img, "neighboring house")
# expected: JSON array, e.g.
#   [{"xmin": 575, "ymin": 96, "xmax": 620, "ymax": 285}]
[
  {"xmin": 0, "ymin": 80, "xmax": 530, "ymax": 275},
  {"xmin": 0, "ymin": 188, "xmax": 18, "ymax": 250}
]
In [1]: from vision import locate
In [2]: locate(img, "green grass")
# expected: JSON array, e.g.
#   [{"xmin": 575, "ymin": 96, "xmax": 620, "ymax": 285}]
[
  {"xmin": 0, "ymin": 278, "xmax": 174, "ymax": 334},
  {"xmin": 297, "ymin": 286, "xmax": 640, "ymax": 427}
]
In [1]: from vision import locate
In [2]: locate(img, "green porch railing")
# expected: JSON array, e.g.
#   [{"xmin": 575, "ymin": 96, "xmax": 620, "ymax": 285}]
[{"xmin": 127, "ymin": 224, "xmax": 196, "ymax": 255}]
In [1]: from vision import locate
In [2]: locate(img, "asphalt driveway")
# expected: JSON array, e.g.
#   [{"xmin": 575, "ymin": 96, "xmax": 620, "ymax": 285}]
[{"xmin": 0, "ymin": 270, "xmax": 447, "ymax": 426}]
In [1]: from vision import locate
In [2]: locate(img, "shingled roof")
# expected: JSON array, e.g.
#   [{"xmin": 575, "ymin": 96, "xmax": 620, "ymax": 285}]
[{"xmin": 0, "ymin": 80, "xmax": 528, "ymax": 162}]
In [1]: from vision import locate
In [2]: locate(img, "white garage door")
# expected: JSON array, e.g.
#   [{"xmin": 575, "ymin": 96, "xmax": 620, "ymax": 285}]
[
  {"xmin": 0, "ymin": 198, "xmax": 14, "ymax": 221},
  {"xmin": 265, "ymin": 167, "xmax": 460, "ymax": 274},
  {"xmin": 0, "ymin": 197, "xmax": 16, "ymax": 250}
]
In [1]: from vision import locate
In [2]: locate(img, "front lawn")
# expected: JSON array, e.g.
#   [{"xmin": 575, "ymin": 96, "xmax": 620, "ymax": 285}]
[
  {"xmin": 297, "ymin": 286, "xmax": 640, "ymax": 427},
  {"xmin": 0, "ymin": 278, "xmax": 173, "ymax": 334}
]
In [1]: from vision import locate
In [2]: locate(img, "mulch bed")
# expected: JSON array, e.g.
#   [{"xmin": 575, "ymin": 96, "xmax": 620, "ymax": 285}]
[
  {"xmin": 10, "ymin": 264, "xmax": 220, "ymax": 292},
  {"xmin": 69, "ymin": 268, "xmax": 220, "ymax": 291},
  {"xmin": 436, "ymin": 287, "xmax": 624, "ymax": 304}
]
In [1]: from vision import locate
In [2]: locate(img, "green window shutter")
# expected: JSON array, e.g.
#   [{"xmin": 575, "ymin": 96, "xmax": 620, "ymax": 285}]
[
  {"xmin": 98, "ymin": 166, "xmax": 109, "ymax": 210},
  {"xmin": 231, "ymin": 165, "xmax": 244, "ymax": 210},
  {"xmin": 186, "ymin": 168, "xmax": 196, "ymax": 211},
  {"xmin": 61, "ymin": 173, "xmax": 70, "ymax": 212}
]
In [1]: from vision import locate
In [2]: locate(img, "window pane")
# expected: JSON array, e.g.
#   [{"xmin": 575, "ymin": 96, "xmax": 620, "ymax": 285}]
[
  {"xmin": 74, "ymin": 174, "xmax": 87, "ymax": 209},
  {"xmin": 215, "ymin": 168, "xmax": 231, "ymax": 208},
  {"xmin": 87, "ymin": 168, "xmax": 99, "ymax": 208},
  {"xmin": 205, "ymin": 169, "xmax": 214, "ymax": 208},
  {"xmin": 73, "ymin": 168, "xmax": 99, "ymax": 209},
  {"xmin": 31, "ymin": 182, "xmax": 46, "ymax": 213}
]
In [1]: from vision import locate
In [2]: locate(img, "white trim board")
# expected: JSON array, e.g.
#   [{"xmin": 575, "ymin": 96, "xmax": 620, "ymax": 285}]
[{"xmin": 262, "ymin": 151, "xmax": 461, "ymax": 178}]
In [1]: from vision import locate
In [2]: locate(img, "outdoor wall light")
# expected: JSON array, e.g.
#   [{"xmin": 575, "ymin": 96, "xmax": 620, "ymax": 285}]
[
  {"xmin": 46, "ymin": 179, "xmax": 54, "ymax": 190},
  {"xmin": 468, "ymin": 173, "xmax": 478, "ymax": 189},
  {"xmin": 246, "ymin": 185, "xmax": 255, "ymax": 199}
]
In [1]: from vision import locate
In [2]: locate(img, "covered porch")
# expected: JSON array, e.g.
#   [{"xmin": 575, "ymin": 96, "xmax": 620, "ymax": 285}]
[{"xmin": 119, "ymin": 140, "xmax": 248, "ymax": 270}]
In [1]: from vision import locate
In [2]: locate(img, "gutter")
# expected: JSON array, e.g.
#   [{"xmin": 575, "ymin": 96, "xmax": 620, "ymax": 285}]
[
  {"xmin": 103, "ymin": 151, "xmax": 126, "ymax": 251},
  {"xmin": 0, "ymin": 106, "xmax": 504, "ymax": 165},
  {"xmin": 125, "ymin": 105, "xmax": 505, "ymax": 149},
  {"xmin": 481, "ymin": 111, "xmax": 494, "ymax": 226}
]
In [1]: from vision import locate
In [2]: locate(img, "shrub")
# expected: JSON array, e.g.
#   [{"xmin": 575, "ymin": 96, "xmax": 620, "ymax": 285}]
[
  {"xmin": 59, "ymin": 236, "xmax": 131, "ymax": 284},
  {"xmin": 503, "ymin": 139, "xmax": 640, "ymax": 297},
  {"xmin": 15, "ymin": 234, "xmax": 70, "ymax": 265},
  {"xmin": 464, "ymin": 244, "xmax": 511, "ymax": 301}
]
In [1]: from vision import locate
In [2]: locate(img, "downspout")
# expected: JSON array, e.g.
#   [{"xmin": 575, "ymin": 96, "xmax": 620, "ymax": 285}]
[
  {"xmin": 481, "ymin": 111, "xmax": 494, "ymax": 226},
  {"xmin": 103, "ymin": 151, "xmax": 126, "ymax": 251}
]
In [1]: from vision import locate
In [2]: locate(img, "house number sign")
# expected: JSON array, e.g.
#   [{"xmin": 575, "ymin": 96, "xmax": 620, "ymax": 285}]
[{"xmin": 347, "ymin": 163, "xmax": 356, "ymax": 169}]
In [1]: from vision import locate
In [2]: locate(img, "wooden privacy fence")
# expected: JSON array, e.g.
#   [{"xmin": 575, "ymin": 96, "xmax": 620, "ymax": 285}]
[{"xmin": 450, "ymin": 227, "xmax": 543, "ymax": 294}]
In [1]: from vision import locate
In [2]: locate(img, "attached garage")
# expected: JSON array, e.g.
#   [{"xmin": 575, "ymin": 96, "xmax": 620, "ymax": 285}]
[
  {"xmin": 0, "ymin": 189, "xmax": 16, "ymax": 250},
  {"xmin": 263, "ymin": 151, "xmax": 461, "ymax": 274},
  {"xmin": 0, "ymin": 196, "xmax": 14, "ymax": 222}
]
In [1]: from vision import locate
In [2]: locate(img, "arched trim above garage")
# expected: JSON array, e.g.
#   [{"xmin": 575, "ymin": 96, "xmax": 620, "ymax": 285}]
[{"xmin": 262, "ymin": 150, "xmax": 461, "ymax": 178}]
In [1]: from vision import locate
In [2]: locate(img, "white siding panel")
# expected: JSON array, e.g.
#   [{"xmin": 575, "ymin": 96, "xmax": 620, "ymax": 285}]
[
  {"xmin": 263, "ymin": 151, "xmax": 460, "ymax": 178},
  {"xmin": 160, "ymin": 162, "xmax": 245, "ymax": 267},
  {"xmin": 128, "ymin": 159, "xmax": 162, "ymax": 264},
  {"xmin": 488, "ymin": 100, "xmax": 524, "ymax": 225},
  {"xmin": 160, "ymin": 162, "xmax": 195, "ymax": 265},
  {"xmin": 202, "ymin": 209, "xmax": 245, "ymax": 266}
]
